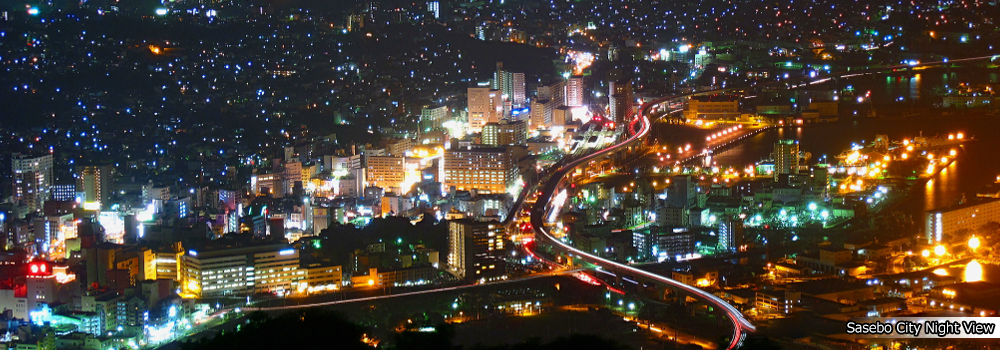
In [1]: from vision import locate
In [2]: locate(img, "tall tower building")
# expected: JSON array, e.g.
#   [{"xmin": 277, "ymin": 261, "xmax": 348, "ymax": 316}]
[
  {"xmin": 772, "ymin": 140, "xmax": 800, "ymax": 180},
  {"xmin": 12, "ymin": 154, "xmax": 53, "ymax": 212},
  {"xmin": 77, "ymin": 165, "xmax": 115, "ymax": 208},
  {"xmin": 492, "ymin": 63, "xmax": 526, "ymax": 109},
  {"xmin": 467, "ymin": 87, "xmax": 501, "ymax": 132},
  {"xmin": 447, "ymin": 219, "xmax": 504, "ymax": 280},
  {"xmin": 718, "ymin": 220, "xmax": 745, "ymax": 253},
  {"xmin": 565, "ymin": 75, "xmax": 584, "ymax": 107},
  {"xmin": 609, "ymin": 79, "xmax": 634, "ymax": 125},
  {"xmin": 530, "ymin": 80, "xmax": 566, "ymax": 129},
  {"xmin": 427, "ymin": 1, "xmax": 440, "ymax": 19}
]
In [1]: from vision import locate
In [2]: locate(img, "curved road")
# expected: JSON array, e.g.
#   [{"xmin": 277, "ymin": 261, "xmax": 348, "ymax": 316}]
[
  {"xmin": 529, "ymin": 91, "xmax": 755, "ymax": 350},
  {"xmin": 527, "ymin": 54, "xmax": 999, "ymax": 349}
]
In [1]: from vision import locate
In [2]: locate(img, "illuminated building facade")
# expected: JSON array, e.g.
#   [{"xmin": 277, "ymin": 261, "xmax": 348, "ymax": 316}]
[
  {"xmin": 772, "ymin": 140, "xmax": 800, "ymax": 180},
  {"xmin": 683, "ymin": 96, "xmax": 739, "ymax": 120},
  {"xmin": 366, "ymin": 156, "xmax": 405, "ymax": 193},
  {"xmin": 444, "ymin": 147, "xmax": 517, "ymax": 194},
  {"xmin": 447, "ymin": 219, "xmax": 505, "ymax": 280},
  {"xmin": 12, "ymin": 154, "xmax": 53, "ymax": 212},
  {"xmin": 181, "ymin": 244, "xmax": 303, "ymax": 298},
  {"xmin": 565, "ymin": 75, "xmax": 584, "ymax": 107},
  {"xmin": 609, "ymin": 80, "xmax": 634, "ymax": 126},
  {"xmin": 925, "ymin": 200, "xmax": 1000, "ymax": 243},
  {"xmin": 468, "ymin": 87, "xmax": 502, "ymax": 132},
  {"xmin": 76, "ymin": 165, "xmax": 115, "ymax": 209}
]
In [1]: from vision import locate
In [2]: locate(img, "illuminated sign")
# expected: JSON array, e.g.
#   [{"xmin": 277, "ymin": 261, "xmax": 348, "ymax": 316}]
[
  {"xmin": 82, "ymin": 202, "xmax": 101, "ymax": 211},
  {"xmin": 279, "ymin": 249, "xmax": 295, "ymax": 256},
  {"xmin": 29, "ymin": 261, "xmax": 51, "ymax": 276}
]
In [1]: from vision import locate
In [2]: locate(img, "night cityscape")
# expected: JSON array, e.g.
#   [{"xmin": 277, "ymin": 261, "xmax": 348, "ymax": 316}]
[{"xmin": 1, "ymin": 0, "xmax": 1000, "ymax": 348}]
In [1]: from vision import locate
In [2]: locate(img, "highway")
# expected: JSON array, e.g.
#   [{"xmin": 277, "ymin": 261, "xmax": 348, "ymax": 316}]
[
  {"xmin": 525, "ymin": 54, "xmax": 1000, "ymax": 349},
  {"xmin": 251, "ymin": 268, "xmax": 582, "ymax": 311},
  {"xmin": 529, "ymin": 91, "xmax": 756, "ymax": 350}
]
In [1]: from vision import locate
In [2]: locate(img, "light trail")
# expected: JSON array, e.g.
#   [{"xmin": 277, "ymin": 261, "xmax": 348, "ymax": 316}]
[
  {"xmin": 529, "ymin": 90, "xmax": 754, "ymax": 350},
  {"xmin": 251, "ymin": 269, "xmax": 581, "ymax": 311},
  {"xmin": 528, "ymin": 54, "xmax": 999, "ymax": 349}
]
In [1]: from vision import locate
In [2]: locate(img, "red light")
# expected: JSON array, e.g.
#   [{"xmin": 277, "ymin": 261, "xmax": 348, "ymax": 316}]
[
  {"xmin": 40, "ymin": 264, "xmax": 46, "ymax": 273},
  {"xmin": 30, "ymin": 265, "xmax": 38, "ymax": 274}
]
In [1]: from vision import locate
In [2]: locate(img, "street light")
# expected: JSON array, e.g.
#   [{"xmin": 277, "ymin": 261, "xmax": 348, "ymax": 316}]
[
  {"xmin": 969, "ymin": 237, "xmax": 981, "ymax": 251},
  {"xmin": 934, "ymin": 245, "xmax": 947, "ymax": 257}
]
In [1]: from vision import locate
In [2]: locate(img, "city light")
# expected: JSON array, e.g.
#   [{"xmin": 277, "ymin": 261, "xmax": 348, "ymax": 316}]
[
  {"xmin": 934, "ymin": 245, "xmax": 947, "ymax": 256},
  {"xmin": 965, "ymin": 260, "xmax": 983, "ymax": 282},
  {"xmin": 969, "ymin": 236, "xmax": 981, "ymax": 251}
]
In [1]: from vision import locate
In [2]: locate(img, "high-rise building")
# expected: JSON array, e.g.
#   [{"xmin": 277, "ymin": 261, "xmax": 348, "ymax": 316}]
[
  {"xmin": 609, "ymin": 80, "xmax": 634, "ymax": 125},
  {"xmin": 492, "ymin": 63, "xmax": 526, "ymax": 108},
  {"xmin": 482, "ymin": 120, "xmax": 527, "ymax": 146},
  {"xmin": 565, "ymin": 75, "xmax": 584, "ymax": 107},
  {"xmin": 664, "ymin": 175, "xmax": 697, "ymax": 208},
  {"xmin": 427, "ymin": 1, "xmax": 440, "ymax": 19},
  {"xmin": 537, "ymin": 80, "xmax": 565, "ymax": 102},
  {"xmin": 12, "ymin": 154, "xmax": 53, "ymax": 212},
  {"xmin": 718, "ymin": 220, "xmax": 745, "ymax": 253},
  {"xmin": 530, "ymin": 81, "xmax": 566, "ymax": 130},
  {"xmin": 468, "ymin": 87, "xmax": 502, "ymax": 132},
  {"xmin": 447, "ymin": 219, "xmax": 504, "ymax": 280},
  {"xmin": 510, "ymin": 72, "xmax": 526, "ymax": 107},
  {"xmin": 180, "ymin": 244, "xmax": 302, "ymax": 298},
  {"xmin": 444, "ymin": 147, "xmax": 517, "ymax": 194},
  {"xmin": 366, "ymin": 156, "xmax": 405, "ymax": 193},
  {"xmin": 772, "ymin": 140, "xmax": 800, "ymax": 180},
  {"xmin": 482, "ymin": 123, "xmax": 500, "ymax": 146},
  {"xmin": 419, "ymin": 105, "xmax": 449, "ymax": 133},
  {"xmin": 76, "ymin": 165, "xmax": 115, "ymax": 208},
  {"xmin": 51, "ymin": 184, "xmax": 76, "ymax": 202}
]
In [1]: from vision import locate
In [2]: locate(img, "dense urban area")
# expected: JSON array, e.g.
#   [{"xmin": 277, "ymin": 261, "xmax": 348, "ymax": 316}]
[{"xmin": 1, "ymin": 0, "xmax": 1000, "ymax": 348}]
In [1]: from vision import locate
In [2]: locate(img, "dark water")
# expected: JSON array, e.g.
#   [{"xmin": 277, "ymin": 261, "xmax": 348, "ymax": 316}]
[{"xmin": 710, "ymin": 68, "xmax": 1000, "ymax": 220}]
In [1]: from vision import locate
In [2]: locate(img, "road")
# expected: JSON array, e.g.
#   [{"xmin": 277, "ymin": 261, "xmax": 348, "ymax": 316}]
[
  {"xmin": 524, "ymin": 55, "xmax": 1000, "ymax": 350},
  {"xmin": 528, "ymin": 91, "xmax": 757, "ymax": 350}
]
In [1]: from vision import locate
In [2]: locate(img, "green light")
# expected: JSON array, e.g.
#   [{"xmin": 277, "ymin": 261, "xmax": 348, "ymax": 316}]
[{"xmin": 452, "ymin": 302, "xmax": 458, "ymax": 309}]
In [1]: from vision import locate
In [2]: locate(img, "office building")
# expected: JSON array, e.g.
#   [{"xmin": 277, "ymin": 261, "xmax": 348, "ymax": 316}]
[
  {"xmin": 180, "ymin": 244, "xmax": 303, "ymax": 298},
  {"xmin": 365, "ymin": 156, "xmax": 405, "ymax": 193},
  {"xmin": 51, "ymin": 184, "xmax": 76, "ymax": 202},
  {"xmin": 76, "ymin": 165, "xmax": 115, "ymax": 208},
  {"xmin": 468, "ymin": 87, "xmax": 502, "ymax": 132},
  {"xmin": 12, "ymin": 154, "xmax": 53, "ymax": 212},
  {"xmin": 565, "ymin": 75, "xmax": 584, "ymax": 107},
  {"xmin": 492, "ymin": 62, "xmax": 527, "ymax": 108},
  {"xmin": 482, "ymin": 120, "xmax": 527, "ymax": 146},
  {"xmin": 447, "ymin": 219, "xmax": 505, "ymax": 280},
  {"xmin": 718, "ymin": 219, "xmax": 745, "ymax": 253},
  {"xmin": 656, "ymin": 230, "xmax": 695, "ymax": 261},
  {"xmin": 419, "ymin": 105, "xmax": 449, "ymax": 133},
  {"xmin": 772, "ymin": 140, "xmax": 800, "ymax": 180},
  {"xmin": 444, "ymin": 147, "xmax": 517, "ymax": 194},
  {"xmin": 530, "ymin": 81, "xmax": 566, "ymax": 130},
  {"xmin": 609, "ymin": 80, "xmax": 634, "ymax": 125}
]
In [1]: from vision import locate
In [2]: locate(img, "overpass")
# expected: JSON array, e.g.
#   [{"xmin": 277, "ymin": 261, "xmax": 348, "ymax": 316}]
[
  {"xmin": 527, "ymin": 54, "xmax": 1000, "ymax": 349},
  {"xmin": 529, "ymin": 90, "xmax": 756, "ymax": 350}
]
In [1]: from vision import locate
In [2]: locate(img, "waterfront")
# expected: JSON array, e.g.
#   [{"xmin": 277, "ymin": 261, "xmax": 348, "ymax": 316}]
[
  {"xmin": 707, "ymin": 67, "xmax": 1000, "ymax": 222},
  {"xmin": 710, "ymin": 116, "xmax": 998, "ymax": 220}
]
